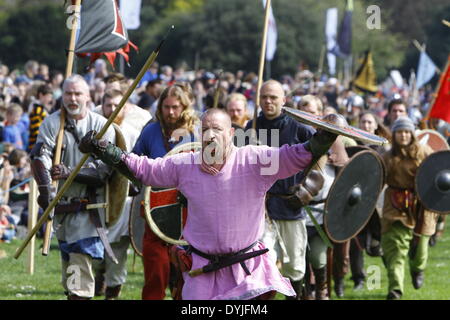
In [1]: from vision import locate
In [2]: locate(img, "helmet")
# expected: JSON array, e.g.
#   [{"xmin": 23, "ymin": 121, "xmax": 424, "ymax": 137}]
[{"xmin": 351, "ymin": 95, "xmax": 364, "ymax": 108}]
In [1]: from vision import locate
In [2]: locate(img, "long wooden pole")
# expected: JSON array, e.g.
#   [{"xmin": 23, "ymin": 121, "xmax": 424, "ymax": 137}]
[
  {"xmin": 65, "ymin": 0, "xmax": 81, "ymax": 77},
  {"xmin": 212, "ymin": 70, "xmax": 223, "ymax": 108},
  {"xmin": 26, "ymin": 178, "xmax": 38, "ymax": 274},
  {"xmin": 15, "ymin": 26, "xmax": 174, "ymax": 260},
  {"xmin": 41, "ymin": 0, "xmax": 81, "ymax": 256},
  {"xmin": 252, "ymin": 0, "xmax": 272, "ymax": 129}
]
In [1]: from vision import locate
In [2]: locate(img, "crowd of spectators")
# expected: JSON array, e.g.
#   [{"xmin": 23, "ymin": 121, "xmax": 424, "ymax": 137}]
[{"xmin": 0, "ymin": 58, "xmax": 448, "ymax": 243}]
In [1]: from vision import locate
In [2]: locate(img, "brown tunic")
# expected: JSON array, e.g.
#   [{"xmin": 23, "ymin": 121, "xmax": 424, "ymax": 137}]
[{"xmin": 381, "ymin": 143, "xmax": 438, "ymax": 235}]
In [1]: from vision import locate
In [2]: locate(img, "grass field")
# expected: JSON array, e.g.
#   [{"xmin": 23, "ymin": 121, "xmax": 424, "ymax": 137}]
[{"xmin": 0, "ymin": 227, "xmax": 449, "ymax": 300}]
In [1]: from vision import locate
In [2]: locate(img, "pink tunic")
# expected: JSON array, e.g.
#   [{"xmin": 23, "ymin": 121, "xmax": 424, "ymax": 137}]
[{"xmin": 124, "ymin": 144, "xmax": 312, "ymax": 300}]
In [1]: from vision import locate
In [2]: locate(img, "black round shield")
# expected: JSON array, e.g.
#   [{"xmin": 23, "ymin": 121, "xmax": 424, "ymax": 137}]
[
  {"xmin": 128, "ymin": 189, "xmax": 145, "ymax": 256},
  {"xmin": 325, "ymin": 150, "xmax": 384, "ymax": 242},
  {"xmin": 345, "ymin": 145, "xmax": 372, "ymax": 158},
  {"xmin": 416, "ymin": 150, "xmax": 450, "ymax": 214}
]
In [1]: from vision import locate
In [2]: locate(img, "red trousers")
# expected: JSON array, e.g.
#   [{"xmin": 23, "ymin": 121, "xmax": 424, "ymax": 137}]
[{"xmin": 141, "ymin": 223, "xmax": 170, "ymax": 300}]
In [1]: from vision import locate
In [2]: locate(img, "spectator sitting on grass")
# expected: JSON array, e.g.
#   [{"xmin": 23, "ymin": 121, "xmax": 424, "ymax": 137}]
[{"xmin": 0, "ymin": 204, "xmax": 16, "ymax": 242}]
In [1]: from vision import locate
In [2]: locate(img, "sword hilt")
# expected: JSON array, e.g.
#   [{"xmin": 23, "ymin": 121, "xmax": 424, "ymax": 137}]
[{"xmin": 188, "ymin": 268, "xmax": 204, "ymax": 277}]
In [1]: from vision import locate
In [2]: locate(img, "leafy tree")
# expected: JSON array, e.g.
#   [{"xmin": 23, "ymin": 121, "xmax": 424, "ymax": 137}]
[
  {"xmin": 0, "ymin": 3, "xmax": 69, "ymax": 72},
  {"xmin": 129, "ymin": 0, "xmax": 406, "ymax": 81}
]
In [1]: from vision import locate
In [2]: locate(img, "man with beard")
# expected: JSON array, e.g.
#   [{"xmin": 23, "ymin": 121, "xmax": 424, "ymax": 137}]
[
  {"xmin": 92, "ymin": 89, "xmax": 152, "ymax": 299},
  {"xmin": 225, "ymin": 93, "xmax": 250, "ymax": 130},
  {"xmin": 129, "ymin": 83, "xmax": 199, "ymax": 300},
  {"xmin": 30, "ymin": 74, "xmax": 116, "ymax": 299},
  {"xmin": 78, "ymin": 107, "xmax": 337, "ymax": 299}
]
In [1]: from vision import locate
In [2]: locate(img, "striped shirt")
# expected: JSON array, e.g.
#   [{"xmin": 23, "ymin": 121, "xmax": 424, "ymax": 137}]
[{"xmin": 28, "ymin": 104, "xmax": 47, "ymax": 152}]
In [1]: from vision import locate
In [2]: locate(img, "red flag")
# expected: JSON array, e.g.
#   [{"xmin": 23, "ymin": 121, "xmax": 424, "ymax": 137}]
[
  {"xmin": 428, "ymin": 55, "xmax": 450, "ymax": 123},
  {"xmin": 72, "ymin": 0, "xmax": 138, "ymax": 67}
]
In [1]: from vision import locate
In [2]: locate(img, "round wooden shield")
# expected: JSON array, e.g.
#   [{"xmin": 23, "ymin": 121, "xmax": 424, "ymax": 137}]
[
  {"xmin": 417, "ymin": 129, "xmax": 449, "ymax": 152},
  {"xmin": 144, "ymin": 142, "xmax": 202, "ymax": 245},
  {"xmin": 128, "ymin": 188, "xmax": 145, "ymax": 256},
  {"xmin": 416, "ymin": 150, "xmax": 450, "ymax": 214},
  {"xmin": 282, "ymin": 107, "xmax": 389, "ymax": 146},
  {"xmin": 325, "ymin": 150, "xmax": 384, "ymax": 242}
]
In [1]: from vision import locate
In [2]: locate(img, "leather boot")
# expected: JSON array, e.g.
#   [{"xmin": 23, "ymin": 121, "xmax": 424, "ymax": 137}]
[
  {"xmin": 105, "ymin": 285, "xmax": 122, "ymax": 300},
  {"xmin": 94, "ymin": 272, "xmax": 106, "ymax": 297},
  {"xmin": 286, "ymin": 280, "xmax": 303, "ymax": 300},
  {"xmin": 313, "ymin": 268, "xmax": 329, "ymax": 300},
  {"xmin": 334, "ymin": 277, "xmax": 344, "ymax": 298},
  {"xmin": 411, "ymin": 271, "xmax": 424, "ymax": 290}
]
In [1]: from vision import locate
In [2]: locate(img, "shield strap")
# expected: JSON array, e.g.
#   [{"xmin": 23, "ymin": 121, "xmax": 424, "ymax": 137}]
[{"xmin": 87, "ymin": 187, "xmax": 118, "ymax": 264}]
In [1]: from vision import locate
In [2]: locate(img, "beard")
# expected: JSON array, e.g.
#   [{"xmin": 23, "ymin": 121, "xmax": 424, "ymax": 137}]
[{"xmin": 64, "ymin": 103, "xmax": 83, "ymax": 116}]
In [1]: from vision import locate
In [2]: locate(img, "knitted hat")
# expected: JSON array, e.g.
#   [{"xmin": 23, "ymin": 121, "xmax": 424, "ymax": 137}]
[{"xmin": 391, "ymin": 116, "xmax": 415, "ymax": 133}]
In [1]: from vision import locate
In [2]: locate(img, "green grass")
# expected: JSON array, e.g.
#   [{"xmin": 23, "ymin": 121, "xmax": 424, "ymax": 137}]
[{"xmin": 1, "ymin": 227, "xmax": 449, "ymax": 300}]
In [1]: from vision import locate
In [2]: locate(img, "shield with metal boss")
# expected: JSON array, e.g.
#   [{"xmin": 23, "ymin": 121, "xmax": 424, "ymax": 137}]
[
  {"xmin": 324, "ymin": 150, "xmax": 384, "ymax": 242},
  {"xmin": 416, "ymin": 150, "xmax": 450, "ymax": 214}
]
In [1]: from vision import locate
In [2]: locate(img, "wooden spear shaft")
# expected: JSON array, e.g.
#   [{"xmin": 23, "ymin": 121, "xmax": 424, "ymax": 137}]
[
  {"xmin": 252, "ymin": 0, "xmax": 272, "ymax": 130},
  {"xmin": 15, "ymin": 26, "xmax": 174, "ymax": 260},
  {"xmin": 41, "ymin": 0, "xmax": 80, "ymax": 256}
]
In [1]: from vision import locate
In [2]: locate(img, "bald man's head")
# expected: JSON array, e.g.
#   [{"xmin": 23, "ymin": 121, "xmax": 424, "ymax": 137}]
[
  {"xmin": 201, "ymin": 108, "xmax": 232, "ymax": 129},
  {"xmin": 260, "ymin": 80, "xmax": 286, "ymax": 120}
]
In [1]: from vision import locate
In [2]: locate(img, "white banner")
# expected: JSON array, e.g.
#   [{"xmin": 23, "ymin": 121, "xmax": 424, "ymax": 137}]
[
  {"xmin": 263, "ymin": 0, "xmax": 277, "ymax": 61},
  {"xmin": 416, "ymin": 51, "xmax": 437, "ymax": 89},
  {"xmin": 325, "ymin": 8, "xmax": 338, "ymax": 75},
  {"xmin": 120, "ymin": 0, "xmax": 141, "ymax": 30}
]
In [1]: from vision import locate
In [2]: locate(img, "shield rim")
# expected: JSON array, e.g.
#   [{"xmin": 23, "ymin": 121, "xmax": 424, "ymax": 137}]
[
  {"xmin": 324, "ymin": 150, "xmax": 384, "ymax": 242},
  {"xmin": 128, "ymin": 190, "xmax": 145, "ymax": 256},
  {"xmin": 144, "ymin": 142, "xmax": 202, "ymax": 245},
  {"xmin": 282, "ymin": 107, "xmax": 389, "ymax": 146},
  {"xmin": 416, "ymin": 129, "xmax": 450, "ymax": 151},
  {"xmin": 144, "ymin": 187, "xmax": 188, "ymax": 246},
  {"xmin": 415, "ymin": 150, "xmax": 450, "ymax": 214}
]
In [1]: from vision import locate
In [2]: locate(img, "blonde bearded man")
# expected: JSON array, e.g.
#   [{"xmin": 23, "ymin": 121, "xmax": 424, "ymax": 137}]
[{"xmin": 225, "ymin": 93, "xmax": 251, "ymax": 129}]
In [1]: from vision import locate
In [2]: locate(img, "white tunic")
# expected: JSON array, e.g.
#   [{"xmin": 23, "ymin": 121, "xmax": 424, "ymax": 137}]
[{"xmin": 35, "ymin": 109, "xmax": 116, "ymax": 243}]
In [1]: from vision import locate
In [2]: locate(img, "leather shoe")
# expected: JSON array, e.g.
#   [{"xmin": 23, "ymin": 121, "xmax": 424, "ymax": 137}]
[
  {"xmin": 105, "ymin": 285, "xmax": 122, "ymax": 300},
  {"xmin": 386, "ymin": 290, "xmax": 402, "ymax": 300},
  {"xmin": 334, "ymin": 277, "xmax": 344, "ymax": 298},
  {"xmin": 353, "ymin": 280, "xmax": 364, "ymax": 291},
  {"xmin": 411, "ymin": 271, "xmax": 424, "ymax": 289}
]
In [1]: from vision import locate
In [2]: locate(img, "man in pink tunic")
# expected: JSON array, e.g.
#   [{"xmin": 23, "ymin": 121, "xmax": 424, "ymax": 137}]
[{"xmin": 78, "ymin": 108, "xmax": 337, "ymax": 300}]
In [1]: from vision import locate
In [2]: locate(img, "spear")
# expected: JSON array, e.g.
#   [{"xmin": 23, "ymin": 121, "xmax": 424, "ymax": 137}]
[
  {"xmin": 252, "ymin": 0, "xmax": 272, "ymax": 130},
  {"xmin": 40, "ymin": 0, "xmax": 81, "ymax": 256},
  {"xmin": 15, "ymin": 26, "xmax": 175, "ymax": 260},
  {"xmin": 212, "ymin": 69, "xmax": 224, "ymax": 108}
]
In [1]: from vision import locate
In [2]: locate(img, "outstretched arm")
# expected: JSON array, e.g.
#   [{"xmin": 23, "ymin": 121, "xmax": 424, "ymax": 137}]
[{"xmin": 78, "ymin": 130, "xmax": 180, "ymax": 188}]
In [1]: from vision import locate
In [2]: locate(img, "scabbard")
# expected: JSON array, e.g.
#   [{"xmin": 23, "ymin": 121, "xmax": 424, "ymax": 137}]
[
  {"xmin": 188, "ymin": 248, "xmax": 268, "ymax": 277},
  {"xmin": 86, "ymin": 187, "xmax": 118, "ymax": 264}
]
